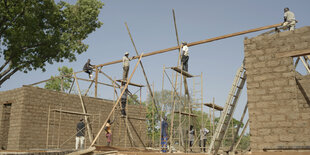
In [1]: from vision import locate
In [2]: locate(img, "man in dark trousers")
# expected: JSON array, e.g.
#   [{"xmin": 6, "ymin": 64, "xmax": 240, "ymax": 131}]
[
  {"xmin": 76, "ymin": 118, "xmax": 85, "ymax": 149},
  {"xmin": 181, "ymin": 42, "xmax": 189, "ymax": 72},
  {"xmin": 120, "ymin": 85, "xmax": 128, "ymax": 117},
  {"xmin": 83, "ymin": 59, "xmax": 95, "ymax": 79},
  {"xmin": 161, "ymin": 116, "xmax": 169, "ymax": 153}
]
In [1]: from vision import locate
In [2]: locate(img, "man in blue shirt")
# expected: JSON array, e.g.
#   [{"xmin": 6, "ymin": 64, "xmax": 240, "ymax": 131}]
[{"xmin": 161, "ymin": 116, "xmax": 168, "ymax": 153}]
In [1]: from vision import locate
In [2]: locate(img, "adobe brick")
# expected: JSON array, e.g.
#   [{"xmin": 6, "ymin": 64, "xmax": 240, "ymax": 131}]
[{"xmin": 271, "ymin": 115, "xmax": 286, "ymax": 121}]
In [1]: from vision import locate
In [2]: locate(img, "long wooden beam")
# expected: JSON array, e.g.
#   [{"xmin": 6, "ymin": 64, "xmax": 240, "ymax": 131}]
[
  {"xmin": 96, "ymin": 23, "xmax": 282, "ymax": 67},
  {"xmin": 90, "ymin": 53, "xmax": 143, "ymax": 146},
  {"xmin": 276, "ymin": 49, "xmax": 310, "ymax": 58}
]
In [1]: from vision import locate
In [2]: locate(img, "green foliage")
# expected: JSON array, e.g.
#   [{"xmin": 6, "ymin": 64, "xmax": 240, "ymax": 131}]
[
  {"xmin": 128, "ymin": 94, "xmax": 140, "ymax": 105},
  {"xmin": 0, "ymin": 0, "xmax": 104, "ymax": 85},
  {"xmin": 44, "ymin": 66, "xmax": 73, "ymax": 92}
]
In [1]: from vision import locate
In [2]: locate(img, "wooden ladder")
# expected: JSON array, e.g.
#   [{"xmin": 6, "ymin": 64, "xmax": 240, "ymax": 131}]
[{"xmin": 207, "ymin": 64, "xmax": 246, "ymax": 155}]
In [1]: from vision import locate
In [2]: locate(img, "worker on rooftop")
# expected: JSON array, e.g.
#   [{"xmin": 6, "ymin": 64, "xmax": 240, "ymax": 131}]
[
  {"xmin": 181, "ymin": 42, "xmax": 189, "ymax": 72},
  {"xmin": 83, "ymin": 59, "xmax": 95, "ymax": 79},
  {"xmin": 122, "ymin": 52, "xmax": 133, "ymax": 83},
  {"xmin": 282, "ymin": 7, "xmax": 296, "ymax": 31}
]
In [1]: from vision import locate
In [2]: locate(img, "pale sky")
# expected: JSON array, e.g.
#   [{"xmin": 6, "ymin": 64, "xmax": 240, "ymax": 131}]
[{"xmin": 1, "ymin": 0, "xmax": 310, "ymax": 124}]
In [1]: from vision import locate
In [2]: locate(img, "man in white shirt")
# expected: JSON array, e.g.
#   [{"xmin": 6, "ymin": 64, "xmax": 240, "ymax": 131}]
[
  {"xmin": 122, "ymin": 52, "xmax": 132, "ymax": 82},
  {"xmin": 181, "ymin": 42, "xmax": 189, "ymax": 72},
  {"xmin": 282, "ymin": 7, "xmax": 296, "ymax": 31},
  {"xmin": 199, "ymin": 128, "xmax": 209, "ymax": 152}
]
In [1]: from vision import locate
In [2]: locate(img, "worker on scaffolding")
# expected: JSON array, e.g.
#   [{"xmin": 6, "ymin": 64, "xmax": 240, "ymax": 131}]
[
  {"xmin": 181, "ymin": 42, "xmax": 189, "ymax": 72},
  {"xmin": 120, "ymin": 85, "xmax": 129, "ymax": 117},
  {"xmin": 161, "ymin": 116, "xmax": 169, "ymax": 153},
  {"xmin": 83, "ymin": 59, "xmax": 95, "ymax": 79},
  {"xmin": 282, "ymin": 7, "xmax": 296, "ymax": 31},
  {"xmin": 75, "ymin": 118, "xmax": 85, "ymax": 149},
  {"xmin": 122, "ymin": 52, "xmax": 133, "ymax": 83},
  {"xmin": 104, "ymin": 118, "xmax": 115, "ymax": 146},
  {"xmin": 199, "ymin": 127, "xmax": 209, "ymax": 152}
]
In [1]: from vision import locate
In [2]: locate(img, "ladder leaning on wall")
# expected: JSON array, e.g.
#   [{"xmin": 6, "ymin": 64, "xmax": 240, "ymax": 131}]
[{"xmin": 208, "ymin": 64, "xmax": 246, "ymax": 154}]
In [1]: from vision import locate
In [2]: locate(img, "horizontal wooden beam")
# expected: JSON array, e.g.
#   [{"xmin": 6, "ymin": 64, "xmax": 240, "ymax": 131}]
[
  {"xmin": 174, "ymin": 111, "xmax": 197, "ymax": 117},
  {"xmin": 204, "ymin": 103, "xmax": 223, "ymax": 111},
  {"xmin": 96, "ymin": 23, "xmax": 282, "ymax": 67},
  {"xmin": 276, "ymin": 49, "xmax": 310, "ymax": 58},
  {"xmin": 170, "ymin": 67, "xmax": 194, "ymax": 78},
  {"xmin": 51, "ymin": 109, "xmax": 97, "ymax": 116},
  {"xmin": 116, "ymin": 79, "xmax": 144, "ymax": 87}
]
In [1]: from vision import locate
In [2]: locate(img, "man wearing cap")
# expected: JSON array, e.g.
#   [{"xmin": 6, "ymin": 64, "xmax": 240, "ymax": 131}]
[
  {"xmin": 282, "ymin": 7, "xmax": 296, "ymax": 31},
  {"xmin": 76, "ymin": 118, "xmax": 85, "ymax": 149},
  {"xmin": 122, "ymin": 52, "xmax": 133, "ymax": 82},
  {"xmin": 181, "ymin": 42, "xmax": 189, "ymax": 72}
]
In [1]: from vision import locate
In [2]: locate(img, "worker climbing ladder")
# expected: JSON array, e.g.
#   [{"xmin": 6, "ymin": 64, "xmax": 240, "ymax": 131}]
[{"xmin": 208, "ymin": 64, "xmax": 246, "ymax": 154}]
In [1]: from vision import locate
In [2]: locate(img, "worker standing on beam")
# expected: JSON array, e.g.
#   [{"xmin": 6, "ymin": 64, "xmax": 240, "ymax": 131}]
[
  {"xmin": 122, "ymin": 52, "xmax": 133, "ymax": 83},
  {"xmin": 282, "ymin": 7, "xmax": 296, "ymax": 31},
  {"xmin": 181, "ymin": 42, "xmax": 189, "ymax": 72},
  {"xmin": 83, "ymin": 59, "xmax": 95, "ymax": 79}
]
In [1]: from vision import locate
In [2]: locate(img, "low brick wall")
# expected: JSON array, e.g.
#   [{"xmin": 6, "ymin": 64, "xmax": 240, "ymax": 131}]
[
  {"xmin": 244, "ymin": 26, "xmax": 310, "ymax": 151},
  {"xmin": 0, "ymin": 86, "xmax": 147, "ymax": 150}
]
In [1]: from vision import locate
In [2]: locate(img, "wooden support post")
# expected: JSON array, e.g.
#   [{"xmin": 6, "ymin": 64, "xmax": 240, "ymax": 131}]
[
  {"xmin": 152, "ymin": 81, "xmax": 155, "ymax": 147},
  {"xmin": 159, "ymin": 64, "xmax": 165, "ymax": 148},
  {"xmin": 69, "ymin": 78, "xmax": 75, "ymax": 94},
  {"xmin": 96, "ymin": 23, "xmax": 282, "ymax": 68},
  {"xmin": 233, "ymin": 119, "xmax": 249, "ymax": 152},
  {"xmin": 95, "ymin": 67, "xmax": 99, "ymax": 97},
  {"xmin": 46, "ymin": 105, "xmax": 51, "ymax": 149},
  {"xmin": 300, "ymin": 56, "xmax": 310, "ymax": 74},
  {"xmin": 73, "ymin": 73, "xmax": 94, "ymax": 143},
  {"xmin": 125, "ymin": 22, "xmax": 158, "ymax": 114},
  {"xmin": 90, "ymin": 53, "xmax": 143, "ymax": 147},
  {"xmin": 84, "ymin": 80, "xmax": 94, "ymax": 96},
  {"xmin": 230, "ymin": 102, "xmax": 248, "ymax": 151}
]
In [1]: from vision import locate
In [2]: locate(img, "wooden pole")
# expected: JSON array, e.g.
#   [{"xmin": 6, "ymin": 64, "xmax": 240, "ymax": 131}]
[
  {"xmin": 68, "ymin": 78, "xmax": 75, "ymax": 94},
  {"xmin": 152, "ymin": 82, "xmax": 155, "ymax": 147},
  {"xmin": 125, "ymin": 22, "xmax": 158, "ymax": 114},
  {"xmin": 233, "ymin": 119, "xmax": 249, "ymax": 152},
  {"xmin": 46, "ymin": 105, "xmax": 51, "ymax": 149},
  {"xmin": 95, "ymin": 67, "xmax": 99, "ymax": 97},
  {"xmin": 230, "ymin": 102, "xmax": 248, "ymax": 151},
  {"xmin": 159, "ymin": 64, "xmax": 165, "ymax": 148},
  {"xmin": 73, "ymin": 73, "xmax": 94, "ymax": 143},
  {"xmin": 96, "ymin": 23, "xmax": 282, "ymax": 68},
  {"xmin": 90, "ymin": 53, "xmax": 143, "ymax": 146}
]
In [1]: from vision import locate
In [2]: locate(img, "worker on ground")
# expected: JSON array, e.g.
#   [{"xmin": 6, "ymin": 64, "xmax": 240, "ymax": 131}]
[
  {"xmin": 104, "ymin": 118, "xmax": 115, "ymax": 146},
  {"xmin": 120, "ymin": 85, "xmax": 129, "ymax": 117},
  {"xmin": 189, "ymin": 125, "xmax": 195, "ymax": 152},
  {"xmin": 75, "ymin": 118, "xmax": 85, "ymax": 149},
  {"xmin": 161, "ymin": 116, "xmax": 169, "ymax": 153},
  {"xmin": 282, "ymin": 7, "xmax": 296, "ymax": 31},
  {"xmin": 122, "ymin": 52, "xmax": 133, "ymax": 82},
  {"xmin": 199, "ymin": 127, "xmax": 209, "ymax": 152},
  {"xmin": 83, "ymin": 59, "xmax": 95, "ymax": 79},
  {"xmin": 181, "ymin": 42, "xmax": 189, "ymax": 72}
]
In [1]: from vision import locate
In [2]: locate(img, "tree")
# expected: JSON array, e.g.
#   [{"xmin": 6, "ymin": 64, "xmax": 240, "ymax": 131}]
[
  {"xmin": 44, "ymin": 66, "xmax": 73, "ymax": 92},
  {"xmin": 0, "ymin": 0, "xmax": 104, "ymax": 86}
]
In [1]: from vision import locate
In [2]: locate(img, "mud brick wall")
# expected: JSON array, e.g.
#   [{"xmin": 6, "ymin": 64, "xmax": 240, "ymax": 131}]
[
  {"xmin": 244, "ymin": 26, "xmax": 310, "ymax": 151},
  {"xmin": 0, "ymin": 86, "xmax": 147, "ymax": 150},
  {"xmin": 0, "ymin": 88, "xmax": 25, "ymax": 150}
]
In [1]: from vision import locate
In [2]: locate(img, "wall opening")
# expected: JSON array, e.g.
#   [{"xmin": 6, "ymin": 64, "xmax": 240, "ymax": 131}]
[{"xmin": 1, "ymin": 103, "xmax": 12, "ymax": 150}]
